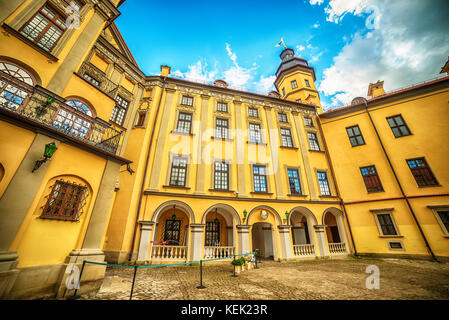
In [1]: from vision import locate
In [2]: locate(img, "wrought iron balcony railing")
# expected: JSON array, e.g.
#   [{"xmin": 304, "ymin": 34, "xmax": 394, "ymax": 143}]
[
  {"xmin": 0, "ymin": 70, "xmax": 123, "ymax": 155},
  {"xmin": 77, "ymin": 62, "xmax": 119, "ymax": 99}
]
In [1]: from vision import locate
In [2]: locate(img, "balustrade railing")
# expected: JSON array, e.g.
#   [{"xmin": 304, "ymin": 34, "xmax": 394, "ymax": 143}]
[
  {"xmin": 204, "ymin": 246, "xmax": 235, "ymax": 259},
  {"xmin": 328, "ymin": 242, "xmax": 347, "ymax": 254},
  {"xmin": 77, "ymin": 62, "xmax": 119, "ymax": 98},
  {"xmin": 293, "ymin": 244, "xmax": 315, "ymax": 257},
  {"xmin": 0, "ymin": 70, "xmax": 123, "ymax": 154},
  {"xmin": 151, "ymin": 245, "xmax": 188, "ymax": 260}
]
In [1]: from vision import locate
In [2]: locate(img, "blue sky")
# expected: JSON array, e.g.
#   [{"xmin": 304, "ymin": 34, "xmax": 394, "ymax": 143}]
[{"xmin": 115, "ymin": 0, "xmax": 449, "ymax": 110}]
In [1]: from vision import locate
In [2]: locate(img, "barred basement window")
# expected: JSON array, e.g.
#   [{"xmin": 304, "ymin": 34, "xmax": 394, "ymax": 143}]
[
  {"xmin": 214, "ymin": 162, "xmax": 229, "ymax": 190},
  {"xmin": 215, "ymin": 118, "xmax": 229, "ymax": 139},
  {"xmin": 280, "ymin": 128, "xmax": 293, "ymax": 147},
  {"xmin": 346, "ymin": 125, "xmax": 365, "ymax": 147},
  {"xmin": 41, "ymin": 180, "xmax": 88, "ymax": 221},
  {"xmin": 388, "ymin": 241, "xmax": 404, "ymax": 250},
  {"xmin": 176, "ymin": 112, "xmax": 192, "ymax": 133},
  {"xmin": 164, "ymin": 219, "xmax": 181, "ymax": 245},
  {"xmin": 169, "ymin": 157, "xmax": 188, "ymax": 187},
  {"xmin": 360, "ymin": 165, "xmax": 384, "ymax": 193},
  {"xmin": 386, "ymin": 115, "xmax": 411, "ymax": 138},
  {"xmin": 406, "ymin": 158, "xmax": 438, "ymax": 187},
  {"xmin": 19, "ymin": 4, "xmax": 67, "ymax": 52},
  {"xmin": 253, "ymin": 165, "xmax": 267, "ymax": 193},
  {"xmin": 205, "ymin": 220, "xmax": 220, "ymax": 246},
  {"xmin": 110, "ymin": 95, "xmax": 129, "ymax": 126},
  {"xmin": 181, "ymin": 95, "xmax": 193, "ymax": 106},
  {"xmin": 217, "ymin": 102, "xmax": 228, "ymax": 112},
  {"xmin": 287, "ymin": 169, "xmax": 301, "ymax": 195}
]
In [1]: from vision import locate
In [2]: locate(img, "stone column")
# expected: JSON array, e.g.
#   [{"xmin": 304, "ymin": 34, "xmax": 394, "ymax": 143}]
[
  {"xmin": 278, "ymin": 225, "xmax": 293, "ymax": 260},
  {"xmin": 236, "ymin": 225, "xmax": 251, "ymax": 254},
  {"xmin": 292, "ymin": 111, "xmax": 318, "ymax": 200},
  {"xmin": 136, "ymin": 221, "xmax": 155, "ymax": 262},
  {"xmin": 234, "ymin": 100, "xmax": 248, "ymax": 198},
  {"xmin": 190, "ymin": 224, "xmax": 205, "ymax": 261},
  {"xmin": 194, "ymin": 94, "xmax": 210, "ymax": 195},
  {"xmin": 148, "ymin": 88, "xmax": 176, "ymax": 191},
  {"xmin": 314, "ymin": 224, "xmax": 329, "ymax": 258},
  {"xmin": 264, "ymin": 106, "xmax": 285, "ymax": 199}
]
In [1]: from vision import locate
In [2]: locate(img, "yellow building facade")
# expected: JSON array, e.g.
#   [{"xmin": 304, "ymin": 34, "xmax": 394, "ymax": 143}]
[{"xmin": 0, "ymin": 0, "xmax": 447, "ymax": 300}]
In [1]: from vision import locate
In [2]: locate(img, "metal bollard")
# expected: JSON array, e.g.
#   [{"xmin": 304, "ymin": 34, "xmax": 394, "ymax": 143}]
[
  {"xmin": 231, "ymin": 254, "xmax": 238, "ymax": 277},
  {"xmin": 197, "ymin": 260, "xmax": 206, "ymax": 289}
]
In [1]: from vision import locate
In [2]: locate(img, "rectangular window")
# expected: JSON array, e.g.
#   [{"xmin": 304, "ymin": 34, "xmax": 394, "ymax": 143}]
[
  {"xmin": 83, "ymin": 73, "xmax": 100, "ymax": 87},
  {"xmin": 278, "ymin": 113, "xmax": 288, "ymax": 123},
  {"xmin": 346, "ymin": 125, "xmax": 365, "ymax": 147},
  {"xmin": 41, "ymin": 180, "xmax": 87, "ymax": 221},
  {"xmin": 360, "ymin": 165, "xmax": 384, "ymax": 193},
  {"xmin": 287, "ymin": 169, "xmax": 301, "ymax": 194},
  {"xmin": 136, "ymin": 112, "xmax": 146, "ymax": 127},
  {"xmin": 307, "ymin": 132, "xmax": 320, "ymax": 151},
  {"xmin": 176, "ymin": 112, "xmax": 192, "ymax": 133},
  {"xmin": 406, "ymin": 158, "xmax": 438, "ymax": 187},
  {"xmin": 376, "ymin": 214, "xmax": 398, "ymax": 236},
  {"xmin": 20, "ymin": 4, "xmax": 67, "ymax": 52},
  {"xmin": 317, "ymin": 171, "xmax": 331, "ymax": 196},
  {"xmin": 253, "ymin": 165, "xmax": 267, "ymax": 193},
  {"xmin": 249, "ymin": 123, "xmax": 262, "ymax": 143},
  {"xmin": 169, "ymin": 157, "xmax": 188, "ymax": 187},
  {"xmin": 205, "ymin": 220, "xmax": 220, "ymax": 246},
  {"xmin": 217, "ymin": 102, "xmax": 228, "ymax": 112},
  {"xmin": 110, "ymin": 95, "xmax": 129, "ymax": 126},
  {"xmin": 304, "ymin": 117, "xmax": 313, "ymax": 127},
  {"xmin": 164, "ymin": 219, "xmax": 181, "ymax": 245},
  {"xmin": 305, "ymin": 79, "xmax": 310, "ymax": 87},
  {"xmin": 282, "ymin": 87, "xmax": 286, "ymax": 96},
  {"xmin": 280, "ymin": 128, "xmax": 293, "ymax": 147},
  {"xmin": 248, "ymin": 107, "xmax": 259, "ymax": 118},
  {"xmin": 215, "ymin": 118, "xmax": 229, "ymax": 139},
  {"xmin": 437, "ymin": 210, "xmax": 449, "ymax": 234},
  {"xmin": 387, "ymin": 115, "xmax": 411, "ymax": 138},
  {"xmin": 214, "ymin": 161, "xmax": 229, "ymax": 190},
  {"xmin": 291, "ymin": 80, "xmax": 298, "ymax": 89},
  {"xmin": 181, "ymin": 95, "xmax": 193, "ymax": 106}
]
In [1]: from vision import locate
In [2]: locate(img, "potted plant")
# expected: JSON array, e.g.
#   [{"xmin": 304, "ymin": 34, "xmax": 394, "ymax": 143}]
[{"xmin": 231, "ymin": 257, "xmax": 246, "ymax": 273}]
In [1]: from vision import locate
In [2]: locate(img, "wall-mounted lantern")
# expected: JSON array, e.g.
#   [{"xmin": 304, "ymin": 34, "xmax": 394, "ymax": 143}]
[
  {"xmin": 32, "ymin": 142, "xmax": 57, "ymax": 173},
  {"xmin": 243, "ymin": 209, "xmax": 247, "ymax": 223}
]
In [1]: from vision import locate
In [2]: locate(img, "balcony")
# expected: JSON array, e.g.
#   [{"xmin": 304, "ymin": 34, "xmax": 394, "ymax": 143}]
[
  {"xmin": 77, "ymin": 62, "xmax": 119, "ymax": 99},
  {"xmin": 0, "ymin": 70, "xmax": 123, "ymax": 155}
]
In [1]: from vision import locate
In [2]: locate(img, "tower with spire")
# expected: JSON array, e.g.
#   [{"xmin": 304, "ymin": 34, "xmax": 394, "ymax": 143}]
[{"xmin": 274, "ymin": 48, "xmax": 322, "ymax": 112}]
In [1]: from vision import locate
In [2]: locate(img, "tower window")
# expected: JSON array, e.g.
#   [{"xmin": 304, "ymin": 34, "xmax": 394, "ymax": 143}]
[
  {"xmin": 386, "ymin": 115, "xmax": 411, "ymax": 138},
  {"xmin": 406, "ymin": 158, "xmax": 438, "ymax": 187},
  {"xmin": 291, "ymin": 80, "xmax": 298, "ymax": 89},
  {"xmin": 282, "ymin": 87, "xmax": 286, "ymax": 96},
  {"xmin": 305, "ymin": 79, "xmax": 311, "ymax": 87}
]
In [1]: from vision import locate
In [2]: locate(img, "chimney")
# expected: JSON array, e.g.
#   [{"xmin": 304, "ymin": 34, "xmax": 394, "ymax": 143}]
[
  {"xmin": 160, "ymin": 65, "xmax": 171, "ymax": 77},
  {"xmin": 368, "ymin": 80, "xmax": 386, "ymax": 98},
  {"xmin": 214, "ymin": 79, "xmax": 228, "ymax": 88}
]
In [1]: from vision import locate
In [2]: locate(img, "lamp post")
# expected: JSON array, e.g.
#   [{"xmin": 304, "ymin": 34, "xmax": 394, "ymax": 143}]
[{"xmin": 32, "ymin": 142, "xmax": 57, "ymax": 173}]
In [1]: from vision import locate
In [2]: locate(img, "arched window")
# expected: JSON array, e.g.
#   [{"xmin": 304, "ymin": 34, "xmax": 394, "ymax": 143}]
[
  {"xmin": 53, "ymin": 99, "xmax": 94, "ymax": 138},
  {"xmin": 0, "ymin": 61, "xmax": 35, "ymax": 111}
]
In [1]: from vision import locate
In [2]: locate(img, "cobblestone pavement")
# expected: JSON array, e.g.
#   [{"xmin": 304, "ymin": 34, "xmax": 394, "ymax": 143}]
[{"xmin": 80, "ymin": 257, "xmax": 449, "ymax": 300}]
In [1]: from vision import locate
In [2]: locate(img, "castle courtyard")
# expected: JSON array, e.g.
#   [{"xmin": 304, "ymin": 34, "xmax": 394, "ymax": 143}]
[{"xmin": 78, "ymin": 257, "xmax": 449, "ymax": 300}]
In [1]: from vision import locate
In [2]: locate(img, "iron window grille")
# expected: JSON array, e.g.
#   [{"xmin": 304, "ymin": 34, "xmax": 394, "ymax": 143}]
[
  {"xmin": 253, "ymin": 165, "xmax": 268, "ymax": 193},
  {"xmin": 288, "ymin": 169, "xmax": 302, "ymax": 194},
  {"xmin": 110, "ymin": 95, "xmax": 129, "ymax": 126},
  {"xmin": 181, "ymin": 96, "xmax": 193, "ymax": 106},
  {"xmin": 360, "ymin": 165, "xmax": 384, "ymax": 193},
  {"xmin": 41, "ymin": 180, "xmax": 88, "ymax": 221},
  {"xmin": 249, "ymin": 123, "xmax": 262, "ymax": 143},
  {"xmin": 406, "ymin": 158, "xmax": 438, "ymax": 187},
  {"xmin": 217, "ymin": 102, "xmax": 228, "ymax": 112},
  {"xmin": 307, "ymin": 132, "xmax": 320, "ymax": 151},
  {"xmin": 214, "ymin": 162, "xmax": 229, "ymax": 190},
  {"xmin": 176, "ymin": 112, "xmax": 193, "ymax": 133},
  {"xmin": 169, "ymin": 157, "xmax": 188, "ymax": 187},
  {"xmin": 386, "ymin": 115, "xmax": 411, "ymax": 138},
  {"xmin": 205, "ymin": 220, "xmax": 220, "ymax": 246},
  {"xmin": 19, "ymin": 4, "xmax": 67, "ymax": 52},
  {"xmin": 317, "ymin": 171, "xmax": 331, "ymax": 196},
  {"xmin": 280, "ymin": 128, "xmax": 293, "ymax": 147},
  {"xmin": 215, "ymin": 118, "xmax": 229, "ymax": 139},
  {"xmin": 376, "ymin": 214, "xmax": 398, "ymax": 236},
  {"xmin": 346, "ymin": 125, "xmax": 365, "ymax": 146},
  {"xmin": 163, "ymin": 219, "xmax": 181, "ymax": 245}
]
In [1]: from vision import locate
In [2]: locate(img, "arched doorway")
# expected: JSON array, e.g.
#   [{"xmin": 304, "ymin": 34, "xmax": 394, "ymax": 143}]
[
  {"xmin": 251, "ymin": 222, "xmax": 275, "ymax": 260},
  {"xmin": 289, "ymin": 207, "xmax": 317, "ymax": 257},
  {"xmin": 151, "ymin": 203, "xmax": 192, "ymax": 261},
  {"xmin": 323, "ymin": 208, "xmax": 348, "ymax": 255},
  {"xmin": 201, "ymin": 205, "xmax": 239, "ymax": 259}
]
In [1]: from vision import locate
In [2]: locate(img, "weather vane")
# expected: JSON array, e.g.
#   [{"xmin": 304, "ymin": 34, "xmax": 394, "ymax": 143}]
[{"xmin": 275, "ymin": 37, "xmax": 287, "ymax": 49}]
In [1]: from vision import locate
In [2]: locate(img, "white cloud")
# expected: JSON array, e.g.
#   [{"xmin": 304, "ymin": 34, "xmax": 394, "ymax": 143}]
[
  {"xmin": 223, "ymin": 43, "xmax": 256, "ymax": 88},
  {"xmin": 317, "ymin": 0, "xmax": 449, "ymax": 107},
  {"xmin": 309, "ymin": 0, "xmax": 324, "ymax": 5},
  {"xmin": 296, "ymin": 45, "xmax": 305, "ymax": 53},
  {"xmin": 254, "ymin": 75, "xmax": 276, "ymax": 93},
  {"xmin": 313, "ymin": 23, "xmax": 320, "ymax": 28},
  {"xmin": 172, "ymin": 60, "xmax": 218, "ymax": 83}
]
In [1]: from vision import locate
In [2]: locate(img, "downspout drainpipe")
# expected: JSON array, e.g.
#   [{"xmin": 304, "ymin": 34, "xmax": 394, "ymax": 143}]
[
  {"xmin": 363, "ymin": 101, "xmax": 438, "ymax": 262},
  {"xmin": 128, "ymin": 77, "xmax": 167, "ymax": 261},
  {"xmin": 316, "ymin": 111, "xmax": 358, "ymax": 256}
]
